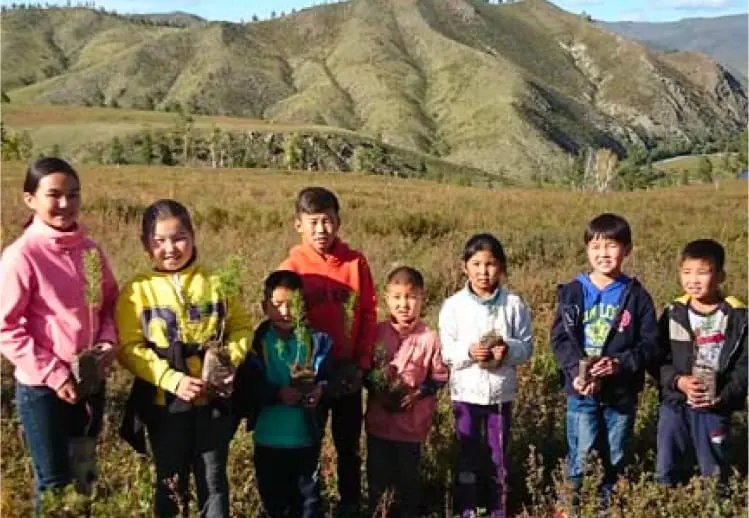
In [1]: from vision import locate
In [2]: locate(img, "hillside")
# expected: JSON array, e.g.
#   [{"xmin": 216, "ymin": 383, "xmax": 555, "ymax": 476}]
[
  {"xmin": 1, "ymin": 0, "xmax": 746, "ymax": 180},
  {"xmin": 603, "ymin": 14, "xmax": 748, "ymax": 83}
]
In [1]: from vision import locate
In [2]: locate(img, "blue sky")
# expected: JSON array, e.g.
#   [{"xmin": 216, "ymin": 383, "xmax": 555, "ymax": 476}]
[{"xmin": 2, "ymin": 0, "xmax": 746, "ymax": 22}]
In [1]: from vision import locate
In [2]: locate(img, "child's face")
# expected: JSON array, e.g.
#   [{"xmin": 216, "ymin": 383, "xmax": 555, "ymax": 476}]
[
  {"xmin": 680, "ymin": 258, "xmax": 724, "ymax": 302},
  {"xmin": 294, "ymin": 210, "xmax": 339, "ymax": 254},
  {"xmin": 23, "ymin": 172, "xmax": 80, "ymax": 231},
  {"xmin": 264, "ymin": 286, "xmax": 296, "ymax": 332},
  {"xmin": 464, "ymin": 250, "xmax": 503, "ymax": 295},
  {"xmin": 148, "ymin": 217, "xmax": 195, "ymax": 272},
  {"xmin": 385, "ymin": 283, "xmax": 423, "ymax": 327},
  {"xmin": 586, "ymin": 236, "xmax": 629, "ymax": 277}
]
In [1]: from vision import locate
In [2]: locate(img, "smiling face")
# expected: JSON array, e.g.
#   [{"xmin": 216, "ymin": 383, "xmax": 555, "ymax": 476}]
[
  {"xmin": 680, "ymin": 258, "xmax": 724, "ymax": 303},
  {"xmin": 148, "ymin": 217, "xmax": 195, "ymax": 272},
  {"xmin": 23, "ymin": 172, "xmax": 81, "ymax": 231},
  {"xmin": 464, "ymin": 250, "xmax": 503, "ymax": 297},
  {"xmin": 294, "ymin": 210, "xmax": 339, "ymax": 255},
  {"xmin": 385, "ymin": 282, "xmax": 423, "ymax": 328},
  {"xmin": 586, "ymin": 236, "xmax": 630, "ymax": 279}
]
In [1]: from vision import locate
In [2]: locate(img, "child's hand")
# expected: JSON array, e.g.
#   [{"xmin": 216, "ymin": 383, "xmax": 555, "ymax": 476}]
[
  {"xmin": 302, "ymin": 385, "xmax": 323, "ymax": 408},
  {"xmin": 572, "ymin": 376, "xmax": 600, "ymax": 396},
  {"xmin": 469, "ymin": 344, "xmax": 491, "ymax": 361},
  {"xmin": 589, "ymin": 357, "xmax": 619, "ymax": 377},
  {"xmin": 400, "ymin": 389, "xmax": 422, "ymax": 409},
  {"xmin": 677, "ymin": 376, "xmax": 707, "ymax": 404},
  {"xmin": 279, "ymin": 386, "xmax": 302, "ymax": 406},
  {"xmin": 580, "ymin": 379, "xmax": 600, "ymax": 396},
  {"xmin": 176, "ymin": 376, "xmax": 205, "ymax": 402},
  {"xmin": 56, "ymin": 377, "xmax": 79, "ymax": 404}
]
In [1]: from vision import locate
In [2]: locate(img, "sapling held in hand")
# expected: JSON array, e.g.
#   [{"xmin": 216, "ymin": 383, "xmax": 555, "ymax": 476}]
[
  {"xmin": 201, "ymin": 255, "xmax": 243, "ymax": 398},
  {"xmin": 72, "ymin": 248, "xmax": 104, "ymax": 398}
]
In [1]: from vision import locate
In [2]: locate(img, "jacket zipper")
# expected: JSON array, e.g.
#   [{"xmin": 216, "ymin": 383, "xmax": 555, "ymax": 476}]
[{"xmin": 720, "ymin": 320, "xmax": 746, "ymax": 373}]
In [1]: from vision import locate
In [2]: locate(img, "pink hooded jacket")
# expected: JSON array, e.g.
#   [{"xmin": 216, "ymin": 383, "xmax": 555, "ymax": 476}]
[
  {"xmin": 365, "ymin": 320, "xmax": 449, "ymax": 443},
  {"xmin": 0, "ymin": 217, "xmax": 118, "ymax": 390}
]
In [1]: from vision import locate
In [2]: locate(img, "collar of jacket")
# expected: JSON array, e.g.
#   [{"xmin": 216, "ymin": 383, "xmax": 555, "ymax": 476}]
[
  {"xmin": 464, "ymin": 282, "xmax": 502, "ymax": 306},
  {"xmin": 26, "ymin": 215, "xmax": 87, "ymax": 250}
]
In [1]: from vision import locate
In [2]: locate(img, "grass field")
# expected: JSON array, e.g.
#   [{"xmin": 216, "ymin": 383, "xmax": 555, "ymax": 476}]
[{"xmin": 0, "ymin": 162, "xmax": 747, "ymax": 517}]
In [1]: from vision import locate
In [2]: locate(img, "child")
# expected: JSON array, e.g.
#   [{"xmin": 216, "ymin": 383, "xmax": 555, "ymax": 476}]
[
  {"xmin": 0, "ymin": 157, "xmax": 119, "ymax": 507},
  {"xmin": 236, "ymin": 270, "xmax": 332, "ymax": 518},
  {"xmin": 656, "ymin": 239, "xmax": 747, "ymax": 489},
  {"xmin": 550, "ymin": 213, "xmax": 659, "ymax": 511},
  {"xmin": 439, "ymin": 233, "xmax": 533, "ymax": 518},
  {"xmin": 116, "ymin": 199, "xmax": 253, "ymax": 518},
  {"xmin": 279, "ymin": 186, "xmax": 378, "ymax": 515},
  {"xmin": 364, "ymin": 266, "xmax": 449, "ymax": 517}
]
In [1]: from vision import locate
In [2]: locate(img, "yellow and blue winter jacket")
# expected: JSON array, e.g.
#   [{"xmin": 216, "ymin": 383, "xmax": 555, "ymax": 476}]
[{"xmin": 116, "ymin": 263, "xmax": 253, "ymax": 407}]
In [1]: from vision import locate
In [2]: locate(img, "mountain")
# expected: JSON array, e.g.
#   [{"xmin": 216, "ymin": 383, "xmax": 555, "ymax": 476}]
[
  {"xmin": 602, "ymin": 14, "xmax": 748, "ymax": 83},
  {"xmin": 1, "ymin": 1, "xmax": 746, "ymax": 180}
]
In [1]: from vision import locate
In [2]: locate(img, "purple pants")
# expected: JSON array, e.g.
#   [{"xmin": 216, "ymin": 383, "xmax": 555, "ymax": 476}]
[{"xmin": 453, "ymin": 401, "xmax": 512, "ymax": 518}]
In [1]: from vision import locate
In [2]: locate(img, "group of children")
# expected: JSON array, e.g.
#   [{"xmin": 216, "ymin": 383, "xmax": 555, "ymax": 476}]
[{"xmin": 0, "ymin": 157, "xmax": 745, "ymax": 518}]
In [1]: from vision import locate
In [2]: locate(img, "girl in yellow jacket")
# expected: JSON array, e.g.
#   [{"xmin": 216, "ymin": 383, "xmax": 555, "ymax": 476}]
[{"xmin": 116, "ymin": 199, "xmax": 252, "ymax": 518}]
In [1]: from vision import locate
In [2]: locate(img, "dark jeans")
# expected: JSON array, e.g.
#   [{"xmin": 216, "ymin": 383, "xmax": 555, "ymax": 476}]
[
  {"xmin": 254, "ymin": 444, "xmax": 322, "ymax": 518},
  {"xmin": 566, "ymin": 396, "xmax": 635, "ymax": 506},
  {"xmin": 366, "ymin": 434, "xmax": 421, "ymax": 517},
  {"xmin": 16, "ymin": 381, "xmax": 105, "ymax": 512},
  {"xmin": 147, "ymin": 405, "xmax": 233, "ymax": 518},
  {"xmin": 656, "ymin": 404, "xmax": 731, "ymax": 486},
  {"xmin": 319, "ymin": 389, "xmax": 363, "ymax": 508},
  {"xmin": 453, "ymin": 401, "xmax": 512, "ymax": 518}
]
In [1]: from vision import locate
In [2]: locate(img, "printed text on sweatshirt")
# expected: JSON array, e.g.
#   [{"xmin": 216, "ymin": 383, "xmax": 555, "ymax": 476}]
[{"xmin": 0, "ymin": 217, "xmax": 119, "ymax": 390}]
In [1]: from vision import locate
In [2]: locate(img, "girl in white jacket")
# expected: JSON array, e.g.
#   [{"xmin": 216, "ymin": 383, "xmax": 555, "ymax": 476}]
[{"xmin": 439, "ymin": 233, "xmax": 533, "ymax": 518}]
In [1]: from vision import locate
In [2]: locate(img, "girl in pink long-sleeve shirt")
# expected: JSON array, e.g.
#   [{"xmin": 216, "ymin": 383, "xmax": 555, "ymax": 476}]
[
  {"xmin": 0, "ymin": 158, "xmax": 119, "ymax": 507},
  {"xmin": 364, "ymin": 266, "xmax": 449, "ymax": 517}
]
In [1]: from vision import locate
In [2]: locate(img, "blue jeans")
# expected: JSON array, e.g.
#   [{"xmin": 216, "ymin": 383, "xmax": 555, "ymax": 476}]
[
  {"xmin": 16, "ymin": 381, "xmax": 105, "ymax": 511},
  {"xmin": 566, "ymin": 396, "xmax": 634, "ymax": 503}
]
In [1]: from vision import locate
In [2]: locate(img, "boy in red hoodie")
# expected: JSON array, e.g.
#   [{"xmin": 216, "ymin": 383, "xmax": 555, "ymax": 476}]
[{"xmin": 279, "ymin": 187, "xmax": 378, "ymax": 516}]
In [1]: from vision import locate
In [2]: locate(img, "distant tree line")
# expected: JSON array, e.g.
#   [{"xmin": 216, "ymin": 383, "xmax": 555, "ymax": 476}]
[{"xmin": 560, "ymin": 130, "xmax": 748, "ymax": 191}]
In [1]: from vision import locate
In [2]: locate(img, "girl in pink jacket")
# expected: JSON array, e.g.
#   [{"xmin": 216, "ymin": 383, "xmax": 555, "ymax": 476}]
[
  {"xmin": 364, "ymin": 266, "xmax": 449, "ymax": 517},
  {"xmin": 0, "ymin": 158, "xmax": 119, "ymax": 508}
]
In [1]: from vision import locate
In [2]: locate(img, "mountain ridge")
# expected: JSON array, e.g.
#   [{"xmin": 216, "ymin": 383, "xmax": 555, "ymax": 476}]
[{"xmin": 1, "ymin": 0, "xmax": 745, "ymax": 179}]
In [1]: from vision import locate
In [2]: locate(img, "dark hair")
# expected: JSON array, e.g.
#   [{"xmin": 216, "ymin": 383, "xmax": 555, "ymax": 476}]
[
  {"xmin": 386, "ymin": 266, "xmax": 425, "ymax": 290},
  {"xmin": 141, "ymin": 199, "xmax": 195, "ymax": 249},
  {"xmin": 462, "ymin": 233, "xmax": 507, "ymax": 271},
  {"xmin": 24, "ymin": 157, "xmax": 79, "ymax": 194},
  {"xmin": 263, "ymin": 270, "xmax": 303, "ymax": 300},
  {"xmin": 584, "ymin": 213, "xmax": 632, "ymax": 247},
  {"xmin": 681, "ymin": 239, "xmax": 725, "ymax": 272},
  {"xmin": 295, "ymin": 187, "xmax": 340, "ymax": 217}
]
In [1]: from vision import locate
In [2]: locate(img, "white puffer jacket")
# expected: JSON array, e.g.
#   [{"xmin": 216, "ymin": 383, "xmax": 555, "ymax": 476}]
[{"xmin": 438, "ymin": 285, "xmax": 533, "ymax": 405}]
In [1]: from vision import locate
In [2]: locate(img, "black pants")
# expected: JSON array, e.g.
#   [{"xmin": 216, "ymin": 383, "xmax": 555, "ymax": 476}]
[
  {"xmin": 147, "ymin": 406, "xmax": 233, "ymax": 518},
  {"xmin": 319, "ymin": 390, "xmax": 363, "ymax": 507},
  {"xmin": 366, "ymin": 434, "xmax": 422, "ymax": 517},
  {"xmin": 254, "ymin": 444, "xmax": 322, "ymax": 518}
]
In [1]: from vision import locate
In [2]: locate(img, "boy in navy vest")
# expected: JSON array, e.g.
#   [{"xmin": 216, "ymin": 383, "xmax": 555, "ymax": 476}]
[{"xmin": 551, "ymin": 213, "xmax": 659, "ymax": 513}]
